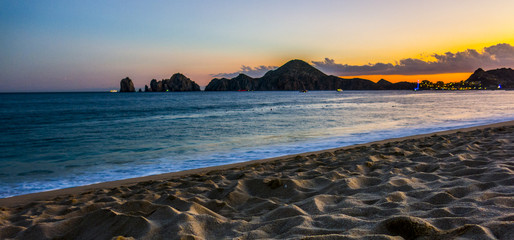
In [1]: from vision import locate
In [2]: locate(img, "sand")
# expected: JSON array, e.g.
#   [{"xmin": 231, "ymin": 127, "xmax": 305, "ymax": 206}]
[{"xmin": 1, "ymin": 121, "xmax": 513, "ymax": 240}]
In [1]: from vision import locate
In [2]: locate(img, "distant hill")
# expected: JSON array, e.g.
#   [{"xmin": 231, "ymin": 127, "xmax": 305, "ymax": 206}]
[
  {"xmin": 465, "ymin": 68, "xmax": 514, "ymax": 89},
  {"xmin": 205, "ymin": 74, "xmax": 259, "ymax": 91},
  {"xmin": 377, "ymin": 79, "xmax": 418, "ymax": 90},
  {"xmin": 205, "ymin": 59, "xmax": 416, "ymax": 91}
]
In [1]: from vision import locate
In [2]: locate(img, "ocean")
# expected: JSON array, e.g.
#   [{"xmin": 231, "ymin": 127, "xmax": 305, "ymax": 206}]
[{"xmin": 1, "ymin": 90, "xmax": 513, "ymax": 198}]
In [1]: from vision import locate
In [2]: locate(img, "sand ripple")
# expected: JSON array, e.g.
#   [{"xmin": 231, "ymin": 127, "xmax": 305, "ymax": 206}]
[{"xmin": 1, "ymin": 124, "xmax": 513, "ymax": 239}]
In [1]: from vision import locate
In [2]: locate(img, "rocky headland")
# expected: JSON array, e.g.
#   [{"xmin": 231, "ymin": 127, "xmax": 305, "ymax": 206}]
[
  {"xmin": 417, "ymin": 67, "xmax": 514, "ymax": 90},
  {"xmin": 465, "ymin": 67, "xmax": 514, "ymax": 89},
  {"xmin": 120, "ymin": 60, "xmax": 513, "ymax": 92},
  {"xmin": 205, "ymin": 59, "xmax": 416, "ymax": 91}
]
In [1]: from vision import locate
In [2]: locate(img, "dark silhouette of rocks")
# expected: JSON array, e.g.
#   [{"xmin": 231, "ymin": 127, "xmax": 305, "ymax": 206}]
[
  {"xmin": 465, "ymin": 68, "xmax": 514, "ymax": 89},
  {"xmin": 377, "ymin": 79, "xmax": 417, "ymax": 90},
  {"xmin": 120, "ymin": 61, "xmax": 512, "ymax": 92},
  {"xmin": 258, "ymin": 59, "xmax": 330, "ymax": 90},
  {"xmin": 377, "ymin": 79, "xmax": 394, "ymax": 88},
  {"xmin": 146, "ymin": 73, "xmax": 201, "ymax": 92},
  {"xmin": 205, "ymin": 59, "xmax": 421, "ymax": 91},
  {"xmin": 205, "ymin": 74, "xmax": 258, "ymax": 91},
  {"xmin": 149, "ymin": 79, "xmax": 163, "ymax": 92},
  {"xmin": 329, "ymin": 76, "xmax": 380, "ymax": 90},
  {"xmin": 206, "ymin": 59, "xmax": 386, "ymax": 91},
  {"xmin": 120, "ymin": 77, "xmax": 135, "ymax": 92},
  {"xmin": 390, "ymin": 81, "xmax": 418, "ymax": 90}
]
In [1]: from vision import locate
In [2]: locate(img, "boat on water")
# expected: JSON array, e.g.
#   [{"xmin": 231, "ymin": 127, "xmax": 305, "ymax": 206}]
[
  {"xmin": 300, "ymin": 90, "xmax": 308, "ymax": 93},
  {"xmin": 109, "ymin": 90, "xmax": 118, "ymax": 93},
  {"xmin": 336, "ymin": 89, "xmax": 343, "ymax": 92}
]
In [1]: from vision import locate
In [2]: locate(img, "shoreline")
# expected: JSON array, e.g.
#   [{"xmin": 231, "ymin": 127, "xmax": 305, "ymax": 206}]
[
  {"xmin": 1, "ymin": 120, "xmax": 513, "ymax": 239},
  {"xmin": 1, "ymin": 120, "xmax": 513, "ymax": 208}
]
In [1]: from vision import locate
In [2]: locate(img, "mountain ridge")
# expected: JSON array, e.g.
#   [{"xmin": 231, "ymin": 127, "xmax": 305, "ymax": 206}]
[
  {"xmin": 121, "ymin": 60, "xmax": 513, "ymax": 91},
  {"xmin": 205, "ymin": 59, "xmax": 416, "ymax": 91}
]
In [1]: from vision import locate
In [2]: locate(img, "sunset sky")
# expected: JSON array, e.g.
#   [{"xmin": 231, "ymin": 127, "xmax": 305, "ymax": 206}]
[{"xmin": 1, "ymin": 0, "xmax": 514, "ymax": 92}]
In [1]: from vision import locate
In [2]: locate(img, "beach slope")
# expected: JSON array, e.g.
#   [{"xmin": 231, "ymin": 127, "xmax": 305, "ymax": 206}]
[{"xmin": 1, "ymin": 121, "xmax": 513, "ymax": 239}]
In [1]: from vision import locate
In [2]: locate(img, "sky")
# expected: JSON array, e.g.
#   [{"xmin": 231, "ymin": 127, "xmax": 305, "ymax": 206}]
[{"xmin": 1, "ymin": 0, "xmax": 514, "ymax": 92}]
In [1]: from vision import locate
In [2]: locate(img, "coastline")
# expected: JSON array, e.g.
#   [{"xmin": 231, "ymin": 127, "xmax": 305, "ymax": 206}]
[
  {"xmin": 1, "ymin": 120, "xmax": 513, "ymax": 239},
  {"xmin": 1, "ymin": 120, "xmax": 513, "ymax": 207},
  {"xmin": 3, "ymin": 90, "xmax": 514, "ymax": 199}
]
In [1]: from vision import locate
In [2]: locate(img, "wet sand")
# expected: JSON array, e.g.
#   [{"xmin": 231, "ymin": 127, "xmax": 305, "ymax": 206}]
[{"xmin": 1, "ymin": 121, "xmax": 513, "ymax": 239}]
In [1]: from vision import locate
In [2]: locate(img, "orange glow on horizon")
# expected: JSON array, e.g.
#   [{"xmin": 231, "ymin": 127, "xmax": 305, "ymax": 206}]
[{"xmin": 340, "ymin": 72, "xmax": 473, "ymax": 84}]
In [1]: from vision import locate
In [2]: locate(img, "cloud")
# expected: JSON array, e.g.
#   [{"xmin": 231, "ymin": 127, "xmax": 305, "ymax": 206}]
[
  {"xmin": 211, "ymin": 65, "xmax": 278, "ymax": 78},
  {"xmin": 312, "ymin": 43, "xmax": 514, "ymax": 76}
]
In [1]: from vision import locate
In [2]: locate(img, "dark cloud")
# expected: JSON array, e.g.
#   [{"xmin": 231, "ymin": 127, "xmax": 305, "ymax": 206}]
[
  {"xmin": 312, "ymin": 43, "xmax": 514, "ymax": 76},
  {"xmin": 211, "ymin": 65, "xmax": 277, "ymax": 78}
]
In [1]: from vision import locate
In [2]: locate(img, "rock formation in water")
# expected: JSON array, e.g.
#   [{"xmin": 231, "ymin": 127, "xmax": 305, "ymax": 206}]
[
  {"xmin": 465, "ymin": 68, "xmax": 514, "ymax": 89},
  {"xmin": 149, "ymin": 79, "xmax": 163, "ymax": 92},
  {"xmin": 205, "ymin": 59, "xmax": 412, "ymax": 91},
  {"xmin": 120, "ymin": 77, "xmax": 135, "ymax": 92},
  {"xmin": 146, "ymin": 73, "xmax": 201, "ymax": 92}
]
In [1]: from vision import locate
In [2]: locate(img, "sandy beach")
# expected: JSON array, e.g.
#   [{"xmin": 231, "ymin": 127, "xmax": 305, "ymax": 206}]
[{"xmin": 1, "ymin": 121, "xmax": 513, "ymax": 239}]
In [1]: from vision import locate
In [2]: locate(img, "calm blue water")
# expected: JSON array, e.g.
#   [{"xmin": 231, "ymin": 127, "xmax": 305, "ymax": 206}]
[{"xmin": 1, "ymin": 91, "xmax": 514, "ymax": 198}]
